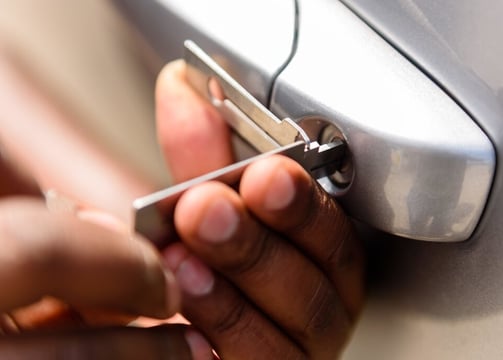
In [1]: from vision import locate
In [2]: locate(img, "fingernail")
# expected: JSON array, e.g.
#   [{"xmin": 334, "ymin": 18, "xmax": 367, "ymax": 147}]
[
  {"xmin": 198, "ymin": 198, "xmax": 239, "ymax": 243},
  {"xmin": 185, "ymin": 330, "xmax": 214, "ymax": 360},
  {"xmin": 163, "ymin": 244, "xmax": 215, "ymax": 297},
  {"xmin": 264, "ymin": 168, "xmax": 296, "ymax": 211},
  {"xmin": 176, "ymin": 255, "xmax": 215, "ymax": 296}
]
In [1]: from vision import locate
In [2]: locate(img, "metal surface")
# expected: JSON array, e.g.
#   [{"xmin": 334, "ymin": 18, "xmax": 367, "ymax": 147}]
[
  {"xmin": 271, "ymin": 0, "xmax": 495, "ymax": 242},
  {"xmin": 340, "ymin": 0, "xmax": 503, "ymax": 135},
  {"xmin": 113, "ymin": 0, "xmax": 297, "ymax": 105},
  {"xmin": 321, "ymin": 1, "xmax": 503, "ymax": 359}
]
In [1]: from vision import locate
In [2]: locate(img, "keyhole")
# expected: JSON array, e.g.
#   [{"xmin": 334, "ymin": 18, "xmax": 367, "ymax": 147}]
[
  {"xmin": 298, "ymin": 117, "xmax": 354, "ymax": 196},
  {"xmin": 319, "ymin": 125, "xmax": 353, "ymax": 191}
]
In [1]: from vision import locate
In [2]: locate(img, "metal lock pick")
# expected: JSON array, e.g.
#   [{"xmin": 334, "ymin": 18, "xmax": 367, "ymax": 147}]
[{"xmin": 132, "ymin": 40, "xmax": 346, "ymax": 248}]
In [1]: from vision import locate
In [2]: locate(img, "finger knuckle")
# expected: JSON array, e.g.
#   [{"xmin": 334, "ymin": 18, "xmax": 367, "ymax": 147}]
[
  {"xmin": 302, "ymin": 279, "xmax": 350, "ymax": 343},
  {"xmin": 304, "ymin": 282, "xmax": 335, "ymax": 335},
  {"xmin": 325, "ymin": 221, "xmax": 352, "ymax": 268},
  {"xmin": 221, "ymin": 227, "xmax": 277, "ymax": 281},
  {"xmin": 213, "ymin": 297, "xmax": 250, "ymax": 335},
  {"xmin": 212, "ymin": 299, "xmax": 308, "ymax": 360}
]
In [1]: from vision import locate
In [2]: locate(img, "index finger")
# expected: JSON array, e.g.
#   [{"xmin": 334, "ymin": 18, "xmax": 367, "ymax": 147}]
[
  {"xmin": 0, "ymin": 198, "xmax": 179, "ymax": 320},
  {"xmin": 156, "ymin": 60, "xmax": 233, "ymax": 183}
]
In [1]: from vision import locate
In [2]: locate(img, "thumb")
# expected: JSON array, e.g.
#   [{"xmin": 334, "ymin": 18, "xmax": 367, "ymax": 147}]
[{"xmin": 156, "ymin": 60, "xmax": 233, "ymax": 183}]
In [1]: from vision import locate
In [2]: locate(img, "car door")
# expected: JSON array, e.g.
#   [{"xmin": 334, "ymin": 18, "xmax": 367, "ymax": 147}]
[{"xmin": 115, "ymin": 0, "xmax": 503, "ymax": 358}]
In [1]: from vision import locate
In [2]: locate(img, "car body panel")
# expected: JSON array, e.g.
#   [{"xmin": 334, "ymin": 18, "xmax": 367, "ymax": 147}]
[
  {"xmin": 115, "ymin": 0, "xmax": 297, "ymax": 105},
  {"xmin": 270, "ymin": 0, "xmax": 495, "ymax": 242},
  {"xmin": 114, "ymin": 0, "xmax": 503, "ymax": 358},
  {"xmin": 334, "ymin": 1, "xmax": 503, "ymax": 358}
]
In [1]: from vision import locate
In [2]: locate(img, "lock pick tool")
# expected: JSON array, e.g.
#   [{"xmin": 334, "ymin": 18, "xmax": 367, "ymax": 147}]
[{"xmin": 132, "ymin": 40, "xmax": 346, "ymax": 247}]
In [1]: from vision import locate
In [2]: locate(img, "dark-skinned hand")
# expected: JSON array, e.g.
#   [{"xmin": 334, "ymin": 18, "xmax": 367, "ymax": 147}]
[{"xmin": 156, "ymin": 60, "xmax": 365, "ymax": 359}]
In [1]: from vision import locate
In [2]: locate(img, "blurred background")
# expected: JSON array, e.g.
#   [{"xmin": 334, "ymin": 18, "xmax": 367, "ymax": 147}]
[{"xmin": 0, "ymin": 0, "xmax": 169, "ymax": 186}]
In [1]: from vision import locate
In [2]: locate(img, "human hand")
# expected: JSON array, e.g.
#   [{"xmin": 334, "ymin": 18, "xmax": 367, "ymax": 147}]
[
  {"xmin": 0, "ymin": 151, "xmax": 211, "ymax": 359},
  {"xmin": 156, "ymin": 60, "xmax": 365, "ymax": 359}
]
